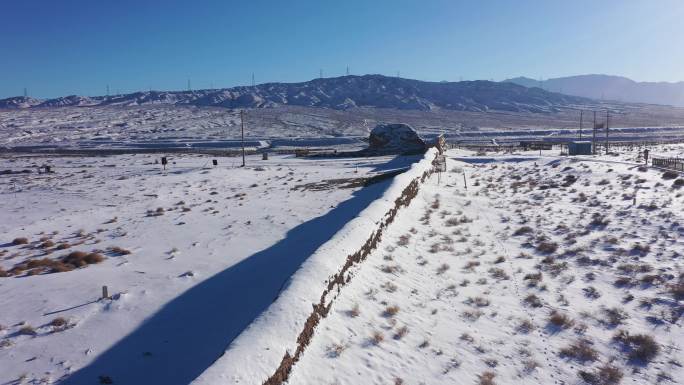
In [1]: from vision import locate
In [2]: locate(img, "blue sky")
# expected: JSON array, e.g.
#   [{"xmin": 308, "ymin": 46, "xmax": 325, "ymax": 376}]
[{"xmin": 2, "ymin": 0, "xmax": 683, "ymax": 98}]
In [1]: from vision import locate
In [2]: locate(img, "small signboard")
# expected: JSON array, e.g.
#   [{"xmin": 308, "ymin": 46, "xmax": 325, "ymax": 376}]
[{"xmin": 212, "ymin": 159, "xmax": 218, "ymax": 166}]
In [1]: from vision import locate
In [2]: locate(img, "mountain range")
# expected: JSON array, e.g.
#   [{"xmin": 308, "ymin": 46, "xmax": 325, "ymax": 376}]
[
  {"xmin": 504, "ymin": 75, "xmax": 684, "ymax": 107},
  {"xmin": 0, "ymin": 75, "xmax": 588, "ymax": 113}
]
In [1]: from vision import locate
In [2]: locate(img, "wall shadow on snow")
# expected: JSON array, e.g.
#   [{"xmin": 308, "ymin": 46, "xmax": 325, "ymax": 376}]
[{"xmin": 62, "ymin": 164, "xmax": 404, "ymax": 385}]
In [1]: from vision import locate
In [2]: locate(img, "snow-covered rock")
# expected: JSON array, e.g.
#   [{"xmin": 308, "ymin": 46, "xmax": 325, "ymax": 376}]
[{"xmin": 368, "ymin": 123, "xmax": 426, "ymax": 154}]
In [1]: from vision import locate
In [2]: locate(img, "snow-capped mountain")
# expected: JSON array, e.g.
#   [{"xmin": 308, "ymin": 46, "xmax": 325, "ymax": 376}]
[
  {"xmin": 504, "ymin": 74, "xmax": 684, "ymax": 107},
  {"xmin": 0, "ymin": 75, "xmax": 590, "ymax": 112}
]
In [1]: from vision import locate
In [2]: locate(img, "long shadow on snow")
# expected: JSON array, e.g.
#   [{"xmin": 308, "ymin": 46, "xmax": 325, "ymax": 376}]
[{"xmin": 63, "ymin": 176, "xmax": 396, "ymax": 385}]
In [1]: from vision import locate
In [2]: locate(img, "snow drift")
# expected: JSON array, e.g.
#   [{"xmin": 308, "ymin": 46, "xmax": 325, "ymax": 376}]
[{"xmin": 192, "ymin": 148, "xmax": 439, "ymax": 385}]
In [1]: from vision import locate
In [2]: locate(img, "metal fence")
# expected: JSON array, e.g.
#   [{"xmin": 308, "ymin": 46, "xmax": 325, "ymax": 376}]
[{"xmin": 652, "ymin": 157, "xmax": 684, "ymax": 171}]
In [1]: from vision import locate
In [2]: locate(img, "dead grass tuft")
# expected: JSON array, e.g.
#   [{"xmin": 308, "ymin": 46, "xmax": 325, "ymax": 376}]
[
  {"xmin": 12, "ymin": 237, "xmax": 29, "ymax": 245},
  {"xmin": 560, "ymin": 339, "xmax": 599, "ymax": 362},
  {"xmin": 478, "ymin": 371, "xmax": 496, "ymax": 385}
]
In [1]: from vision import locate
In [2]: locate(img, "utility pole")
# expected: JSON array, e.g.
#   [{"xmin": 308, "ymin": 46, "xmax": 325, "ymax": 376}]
[
  {"xmin": 579, "ymin": 110, "xmax": 583, "ymax": 140},
  {"xmin": 106, "ymin": 84, "xmax": 109, "ymax": 96},
  {"xmin": 251, "ymin": 73, "xmax": 255, "ymax": 87},
  {"xmin": 346, "ymin": 66, "xmax": 350, "ymax": 76},
  {"xmin": 320, "ymin": 69, "xmax": 323, "ymax": 79},
  {"xmin": 240, "ymin": 110, "xmax": 246, "ymax": 167},
  {"xmin": 187, "ymin": 79, "xmax": 191, "ymax": 92},
  {"xmin": 592, "ymin": 111, "xmax": 597, "ymax": 155},
  {"xmin": 23, "ymin": 88, "xmax": 27, "ymax": 98},
  {"xmin": 605, "ymin": 110, "xmax": 610, "ymax": 154}
]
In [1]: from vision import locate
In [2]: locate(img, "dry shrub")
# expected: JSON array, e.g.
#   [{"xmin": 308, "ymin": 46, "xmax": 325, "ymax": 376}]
[
  {"xmin": 549, "ymin": 311, "xmax": 574, "ymax": 329},
  {"xmin": 662, "ymin": 170, "xmax": 678, "ymax": 180},
  {"xmin": 108, "ymin": 246, "xmax": 131, "ymax": 256},
  {"xmin": 560, "ymin": 339, "xmax": 599, "ymax": 362},
  {"xmin": 12, "ymin": 237, "xmax": 29, "ymax": 245},
  {"xmin": 39, "ymin": 240, "xmax": 55, "ymax": 248},
  {"xmin": 517, "ymin": 319, "xmax": 535, "ymax": 334},
  {"xmin": 601, "ymin": 307, "xmax": 628, "ymax": 327},
  {"xmin": 488, "ymin": 268, "xmax": 509, "ymax": 280},
  {"xmin": 478, "ymin": 371, "xmax": 496, "ymax": 385},
  {"xmin": 437, "ymin": 263, "xmax": 450, "ymax": 274},
  {"xmin": 383, "ymin": 305, "xmax": 400, "ymax": 317},
  {"xmin": 669, "ymin": 282, "xmax": 684, "ymax": 300},
  {"xmin": 326, "ymin": 343, "xmax": 347, "ymax": 358},
  {"xmin": 62, "ymin": 251, "xmax": 105, "ymax": 267},
  {"xmin": 56, "ymin": 243, "xmax": 71, "ymax": 250},
  {"xmin": 513, "ymin": 226, "xmax": 533, "ymax": 236},
  {"xmin": 394, "ymin": 326, "xmax": 409, "ymax": 340},
  {"xmin": 579, "ymin": 364, "xmax": 624, "ymax": 385},
  {"xmin": 523, "ymin": 294, "xmax": 543, "ymax": 308},
  {"xmin": 536, "ymin": 241, "xmax": 558, "ymax": 254},
  {"xmin": 613, "ymin": 330, "xmax": 659, "ymax": 363},
  {"xmin": 370, "ymin": 331, "xmax": 384, "ymax": 345},
  {"xmin": 50, "ymin": 317, "xmax": 67, "ymax": 327}
]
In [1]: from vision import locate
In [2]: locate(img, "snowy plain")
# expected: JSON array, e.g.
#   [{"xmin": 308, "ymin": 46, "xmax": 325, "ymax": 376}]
[
  {"xmin": 0, "ymin": 152, "xmax": 419, "ymax": 384},
  {"xmin": 280, "ymin": 146, "xmax": 684, "ymax": 385}
]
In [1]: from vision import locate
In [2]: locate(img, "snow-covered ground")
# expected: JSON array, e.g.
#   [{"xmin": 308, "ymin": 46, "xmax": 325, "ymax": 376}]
[
  {"xmin": 4, "ymin": 105, "xmax": 684, "ymax": 152},
  {"xmin": 2, "ymin": 143, "xmax": 683, "ymax": 385},
  {"xmin": 277, "ymin": 146, "xmax": 683, "ymax": 385},
  {"xmin": 0, "ymin": 152, "xmax": 419, "ymax": 384}
]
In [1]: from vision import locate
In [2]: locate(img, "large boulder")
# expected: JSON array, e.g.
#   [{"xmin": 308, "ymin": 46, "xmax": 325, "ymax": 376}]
[{"xmin": 368, "ymin": 123, "xmax": 426, "ymax": 154}]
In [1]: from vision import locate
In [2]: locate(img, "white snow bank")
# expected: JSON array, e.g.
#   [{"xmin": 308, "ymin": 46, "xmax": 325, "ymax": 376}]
[{"xmin": 193, "ymin": 148, "xmax": 438, "ymax": 385}]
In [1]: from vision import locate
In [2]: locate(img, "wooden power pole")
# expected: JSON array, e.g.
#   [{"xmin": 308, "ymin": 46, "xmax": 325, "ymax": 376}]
[
  {"xmin": 240, "ymin": 110, "xmax": 246, "ymax": 167},
  {"xmin": 579, "ymin": 110, "xmax": 583, "ymax": 140},
  {"xmin": 605, "ymin": 110, "xmax": 610, "ymax": 154},
  {"xmin": 592, "ymin": 111, "xmax": 597, "ymax": 155}
]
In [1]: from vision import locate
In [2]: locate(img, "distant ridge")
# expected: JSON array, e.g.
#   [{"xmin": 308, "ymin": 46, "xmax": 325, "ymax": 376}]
[
  {"xmin": 0, "ymin": 74, "xmax": 589, "ymax": 113},
  {"xmin": 504, "ymin": 74, "xmax": 684, "ymax": 107}
]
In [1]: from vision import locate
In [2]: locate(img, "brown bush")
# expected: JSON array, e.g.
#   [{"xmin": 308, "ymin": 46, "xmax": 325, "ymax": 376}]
[
  {"xmin": 62, "ymin": 251, "xmax": 105, "ymax": 267},
  {"xmin": 536, "ymin": 241, "xmax": 558, "ymax": 254},
  {"xmin": 370, "ymin": 331, "xmax": 384, "ymax": 345},
  {"xmin": 56, "ymin": 243, "xmax": 71, "ymax": 250},
  {"xmin": 579, "ymin": 364, "xmax": 623, "ymax": 385},
  {"xmin": 50, "ymin": 317, "xmax": 67, "ymax": 327},
  {"xmin": 108, "ymin": 246, "xmax": 131, "ymax": 256},
  {"xmin": 394, "ymin": 326, "xmax": 409, "ymax": 340},
  {"xmin": 383, "ymin": 305, "xmax": 400, "ymax": 317},
  {"xmin": 549, "ymin": 311, "xmax": 574, "ymax": 329},
  {"xmin": 39, "ymin": 240, "xmax": 55, "ymax": 248},
  {"xmin": 560, "ymin": 339, "xmax": 599, "ymax": 362},
  {"xmin": 523, "ymin": 294, "xmax": 543, "ymax": 308},
  {"xmin": 613, "ymin": 330, "xmax": 659, "ymax": 363},
  {"xmin": 513, "ymin": 226, "xmax": 533, "ymax": 236},
  {"xmin": 478, "ymin": 371, "xmax": 496, "ymax": 385},
  {"xmin": 12, "ymin": 237, "xmax": 29, "ymax": 245}
]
